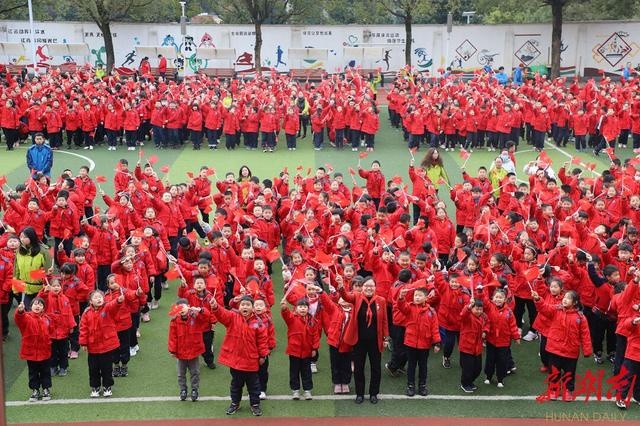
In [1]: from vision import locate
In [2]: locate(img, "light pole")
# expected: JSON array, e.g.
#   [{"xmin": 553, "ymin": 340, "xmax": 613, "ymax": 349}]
[
  {"xmin": 445, "ymin": 12, "xmax": 452, "ymax": 69},
  {"xmin": 27, "ymin": 0, "xmax": 37, "ymax": 75},
  {"xmin": 179, "ymin": 1, "xmax": 187, "ymax": 78}
]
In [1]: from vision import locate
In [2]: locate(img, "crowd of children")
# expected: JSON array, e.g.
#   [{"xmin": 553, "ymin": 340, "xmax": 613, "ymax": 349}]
[{"xmin": 1, "ymin": 67, "xmax": 640, "ymax": 415}]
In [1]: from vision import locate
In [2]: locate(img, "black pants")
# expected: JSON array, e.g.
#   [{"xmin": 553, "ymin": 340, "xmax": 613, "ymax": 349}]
[
  {"xmin": 82, "ymin": 131, "xmax": 95, "ymax": 147},
  {"xmin": 69, "ymin": 315, "xmax": 80, "ymax": 351},
  {"xmin": 532, "ymin": 129, "xmax": 545, "ymax": 149},
  {"xmin": 335, "ymin": 128, "xmax": 345, "ymax": 148},
  {"xmin": 50, "ymin": 338, "xmax": 69, "ymax": 370},
  {"xmin": 152, "ymin": 125, "xmax": 165, "ymax": 147},
  {"xmin": 619, "ymin": 128, "xmax": 630, "ymax": 146},
  {"xmin": 67, "ymin": 129, "xmax": 82, "ymax": 147},
  {"xmin": 575, "ymin": 135, "xmax": 586, "ymax": 150},
  {"xmin": 484, "ymin": 343, "xmax": 509, "ymax": 382},
  {"xmin": 147, "ymin": 274, "xmax": 163, "ymax": 302},
  {"xmin": 244, "ymin": 131, "xmax": 258, "ymax": 149},
  {"xmin": 548, "ymin": 353, "xmax": 577, "ymax": 392},
  {"xmin": 28, "ymin": 359, "xmax": 52, "ymax": 390},
  {"xmin": 1, "ymin": 302, "xmax": 10, "ymax": 337},
  {"xmin": 589, "ymin": 312, "xmax": 616, "ymax": 356},
  {"xmin": 202, "ymin": 330, "xmax": 215, "ymax": 366},
  {"xmin": 540, "ymin": 334, "xmax": 550, "ymax": 368},
  {"xmin": 514, "ymin": 297, "xmax": 537, "ymax": 333},
  {"xmin": 97, "ymin": 264, "xmax": 111, "ymax": 292},
  {"xmin": 230, "ymin": 368, "xmax": 260, "ymax": 406},
  {"xmin": 633, "ymin": 132, "xmax": 640, "ymax": 149},
  {"xmin": 125, "ymin": 130, "xmax": 137, "ymax": 147},
  {"xmin": 350, "ymin": 129, "xmax": 361, "ymax": 149},
  {"xmin": 129, "ymin": 313, "xmax": 140, "ymax": 347},
  {"xmin": 460, "ymin": 351, "xmax": 482, "ymax": 387},
  {"xmin": 169, "ymin": 234, "xmax": 181, "ymax": 258},
  {"xmin": 329, "ymin": 345, "xmax": 352, "ymax": 385},
  {"xmin": 262, "ymin": 131, "xmax": 276, "ymax": 149},
  {"xmin": 191, "ymin": 130, "xmax": 203, "ymax": 148},
  {"xmin": 185, "ymin": 220, "xmax": 206, "ymax": 239},
  {"xmin": 115, "ymin": 329, "xmax": 131, "ymax": 365},
  {"xmin": 285, "ymin": 133, "xmax": 296, "ymax": 149},
  {"xmin": 88, "ymin": 351, "xmax": 115, "ymax": 388},
  {"xmin": 406, "ymin": 347, "xmax": 429, "ymax": 387},
  {"xmin": 618, "ymin": 358, "xmax": 640, "ymax": 403},
  {"xmin": 3, "ymin": 127, "xmax": 19, "ymax": 149},
  {"xmin": 388, "ymin": 324, "xmax": 407, "ymax": 370},
  {"xmin": 258, "ymin": 356, "xmax": 269, "ymax": 392},
  {"xmin": 441, "ymin": 327, "xmax": 459, "ymax": 358},
  {"xmin": 614, "ymin": 334, "xmax": 628, "ymax": 376},
  {"xmin": 298, "ymin": 116, "xmax": 309, "ymax": 137},
  {"xmin": 289, "ymin": 355, "xmax": 313, "ymax": 391},
  {"xmin": 353, "ymin": 338, "xmax": 381, "ymax": 397}
]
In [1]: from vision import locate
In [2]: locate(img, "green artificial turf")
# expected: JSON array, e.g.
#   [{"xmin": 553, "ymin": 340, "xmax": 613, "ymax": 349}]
[{"xmin": 2, "ymin": 107, "xmax": 636, "ymax": 423}]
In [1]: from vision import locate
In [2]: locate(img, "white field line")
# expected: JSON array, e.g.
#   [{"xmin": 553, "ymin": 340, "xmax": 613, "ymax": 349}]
[{"xmin": 5, "ymin": 393, "xmax": 617, "ymax": 406}]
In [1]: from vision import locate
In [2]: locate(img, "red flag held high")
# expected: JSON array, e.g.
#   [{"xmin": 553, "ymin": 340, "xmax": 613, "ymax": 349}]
[
  {"xmin": 266, "ymin": 248, "xmax": 281, "ymax": 263},
  {"xmin": 359, "ymin": 151, "xmax": 368, "ymax": 159},
  {"xmin": 95, "ymin": 175, "xmax": 107, "ymax": 183},
  {"xmin": 165, "ymin": 268, "xmax": 181, "ymax": 280},
  {"xmin": 168, "ymin": 304, "xmax": 182, "ymax": 316},
  {"xmin": 459, "ymin": 148, "xmax": 470, "ymax": 160},
  {"xmin": 160, "ymin": 165, "xmax": 170, "ymax": 174},
  {"xmin": 29, "ymin": 269, "xmax": 47, "ymax": 280},
  {"xmin": 148, "ymin": 155, "xmax": 158, "ymax": 165}
]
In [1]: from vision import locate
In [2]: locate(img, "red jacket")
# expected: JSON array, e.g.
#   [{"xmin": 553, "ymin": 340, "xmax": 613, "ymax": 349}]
[
  {"xmin": 43, "ymin": 110, "xmax": 63, "ymax": 133},
  {"xmin": 79, "ymin": 300, "xmax": 123, "ymax": 354},
  {"xmin": 187, "ymin": 109, "xmax": 203, "ymax": 131},
  {"xmin": 358, "ymin": 169, "xmax": 385, "ymax": 199},
  {"xmin": 15, "ymin": 310, "xmax": 52, "ymax": 361},
  {"xmin": 621, "ymin": 317, "xmax": 640, "ymax": 363},
  {"xmin": 459, "ymin": 305, "xmax": 490, "ymax": 356},
  {"xmin": 47, "ymin": 205, "xmax": 79, "ymax": 240},
  {"xmin": 480, "ymin": 291, "xmax": 520, "ymax": 347},
  {"xmin": 434, "ymin": 272, "xmax": 471, "ymax": 331},
  {"xmin": 281, "ymin": 307, "xmax": 321, "ymax": 358},
  {"xmin": 396, "ymin": 299, "xmax": 441, "ymax": 349},
  {"xmin": 168, "ymin": 309, "xmax": 210, "ymax": 360},
  {"xmin": 535, "ymin": 299, "xmax": 592, "ymax": 359},
  {"xmin": 104, "ymin": 288, "xmax": 144, "ymax": 331},
  {"xmin": 37, "ymin": 290, "xmax": 76, "ymax": 340},
  {"xmin": 82, "ymin": 224, "xmax": 118, "ymax": 265},
  {"xmin": 324, "ymin": 297, "xmax": 353, "ymax": 353},
  {"xmin": 211, "ymin": 306, "xmax": 270, "ymax": 372},
  {"xmin": 340, "ymin": 289, "xmax": 389, "ymax": 352},
  {"xmin": 123, "ymin": 109, "xmax": 141, "ymax": 131},
  {"xmin": 74, "ymin": 176, "xmax": 97, "ymax": 207}
]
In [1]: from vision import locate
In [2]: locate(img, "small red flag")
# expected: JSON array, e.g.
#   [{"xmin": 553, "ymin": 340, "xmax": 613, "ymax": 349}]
[
  {"xmin": 523, "ymin": 267, "xmax": 540, "ymax": 282},
  {"xmin": 538, "ymin": 150, "xmax": 553, "ymax": 165},
  {"xmin": 165, "ymin": 268, "xmax": 181, "ymax": 280},
  {"xmin": 359, "ymin": 151, "xmax": 368, "ymax": 159},
  {"xmin": 168, "ymin": 304, "xmax": 182, "ymax": 316},
  {"xmin": 459, "ymin": 148, "xmax": 470, "ymax": 160},
  {"xmin": 29, "ymin": 269, "xmax": 47, "ymax": 280},
  {"xmin": 186, "ymin": 172, "xmax": 194, "ymax": 179},
  {"xmin": 266, "ymin": 248, "xmax": 281, "ymax": 263},
  {"xmin": 348, "ymin": 167, "xmax": 356, "ymax": 176},
  {"xmin": 605, "ymin": 147, "xmax": 616, "ymax": 159},
  {"xmin": 314, "ymin": 251, "xmax": 333, "ymax": 267},
  {"xmin": 296, "ymin": 165, "xmax": 303, "ymax": 172},
  {"xmin": 160, "ymin": 165, "xmax": 170, "ymax": 174},
  {"xmin": 148, "ymin": 155, "xmax": 158, "ymax": 165},
  {"xmin": 294, "ymin": 212, "xmax": 306, "ymax": 224},
  {"xmin": 63, "ymin": 229, "xmax": 72, "ymax": 239},
  {"xmin": 0, "ymin": 176, "xmax": 6, "ymax": 186},
  {"xmin": 95, "ymin": 175, "xmax": 107, "ymax": 183},
  {"xmin": 391, "ymin": 175, "xmax": 403, "ymax": 184},
  {"xmin": 396, "ymin": 236, "xmax": 406, "ymax": 249},
  {"xmin": 586, "ymin": 163, "xmax": 596, "ymax": 171},
  {"xmin": 206, "ymin": 168, "xmax": 215, "ymax": 176},
  {"xmin": 570, "ymin": 157, "xmax": 582, "ymax": 165},
  {"xmin": 73, "ymin": 237, "xmax": 84, "ymax": 247},
  {"xmin": 12, "ymin": 279, "xmax": 26, "ymax": 293}
]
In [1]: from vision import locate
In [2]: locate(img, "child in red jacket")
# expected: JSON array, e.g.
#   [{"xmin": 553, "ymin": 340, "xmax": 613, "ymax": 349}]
[
  {"xmin": 168, "ymin": 297, "xmax": 210, "ymax": 402},
  {"xmin": 324, "ymin": 276, "xmax": 354, "ymax": 394},
  {"xmin": 37, "ymin": 278, "xmax": 76, "ymax": 377},
  {"xmin": 281, "ymin": 296, "xmax": 321, "ymax": 400},
  {"xmin": 209, "ymin": 295, "xmax": 269, "ymax": 416},
  {"xmin": 396, "ymin": 287, "xmax": 441, "ymax": 397},
  {"xmin": 478, "ymin": 286, "xmax": 520, "ymax": 388},
  {"xmin": 79, "ymin": 290, "xmax": 124, "ymax": 398},
  {"xmin": 177, "ymin": 276, "xmax": 216, "ymax": 369},
  {"xmin": 459, "ymin": 299, "xmax": 489, "ymax": 393},
  {"xmin": 15, "ymin": 298, "xmax": 52, "ymax": 402},
  {"xmin": 532, "ymin": 289, "xmax": 592, "ymax": 401}
]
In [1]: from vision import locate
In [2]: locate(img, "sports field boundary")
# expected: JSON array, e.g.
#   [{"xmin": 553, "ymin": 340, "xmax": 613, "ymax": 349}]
[{"xmin": 5, "ymin": 392, "xmax": 618, "ymax": 406}]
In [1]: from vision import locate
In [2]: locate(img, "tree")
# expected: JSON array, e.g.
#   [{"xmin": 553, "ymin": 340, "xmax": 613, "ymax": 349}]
[
  {"xmin": 542, "ymin": 0, "xmax": 570, "ymax": 79},
  {"xmin": 215, "ymin": 0, "xmax": 305, "ymax": 74},
  {"xmin": 72, "ymin": 0, "xmax": 154, "ymax": 73},
  {"xmin": 0, "ymin": 0, "xmax": 26, "ymax": 19},
  {"xmin": 378, "ymin": 0, "xmax": 433, "ymax": 67}
]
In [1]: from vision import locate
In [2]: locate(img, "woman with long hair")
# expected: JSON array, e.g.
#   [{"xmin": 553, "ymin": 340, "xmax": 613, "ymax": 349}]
[
  {"xmin": 420, "ymin": 148, "xmax": 449, "ymax": 189},
  {"xmin": 14, "ymin": 227, "xmax": 46, "ymax": 309}
]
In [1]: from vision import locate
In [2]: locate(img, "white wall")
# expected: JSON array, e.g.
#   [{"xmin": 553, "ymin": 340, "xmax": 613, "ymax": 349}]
[{"xmin": 0, "ymin": 20, "xmax": 639, "ymax": 76}]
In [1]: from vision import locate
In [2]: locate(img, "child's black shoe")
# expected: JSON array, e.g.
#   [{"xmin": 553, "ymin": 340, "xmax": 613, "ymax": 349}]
[
  {"xmin": 179, "ymin": 389, "xmax": 187, "ymax": 401},
  {"xmin": 112, "ymin": 366, "xmax": 121, "ymax": 377},
  {"xmin": 405, "ymin": 385, "xmax": 416, "ymax": 397},
  {"xmin": 29, "ymin": 389, "xmax": 39, "ymax": 402},
  {"xmin": 41, "ymin": 388, "xmax": 51, "ymax": 401},
  {"xmin": 191, "ymin": 389, "xmax": 199, "ymax": 401},
  {"xmin": 120, "ymin": 365, "xmax": 128, "ymax": 377},
  {"xmin": 226, "ymin": 403, "xmax": 240, "ymax": 415},
  {"xmin": 251, "ymin": 405, "xmax": 262, "ymax": 416},
  {"xmin": 418, "ymin": 385, "xmax": 428, "ymax": 396}
]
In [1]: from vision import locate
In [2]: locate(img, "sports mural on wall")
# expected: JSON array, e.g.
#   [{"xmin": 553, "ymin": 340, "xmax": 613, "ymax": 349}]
[{"xmin": 0, "ymin": 20, "xmax": 638, "ymax": 77}]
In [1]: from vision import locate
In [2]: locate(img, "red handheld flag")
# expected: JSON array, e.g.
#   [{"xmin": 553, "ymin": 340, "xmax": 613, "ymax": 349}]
[
  {"xmin": 459, "ymin": 148, "xmax": 470, "ymax": 160},
  {"xmin": 95, "ymin": 175, "xmax": 107, "ymax": 184},
  {"xmin": 296, "ymin": 165, "xmax": 304, "ymax": 172},
  {"xmin": 586, "ymin": 163, "xmax": 597, "ymax": 171},
  {"xmin": 160, "ymin": 165, "xmax": 170, "ymax": 174},
  {"xmin": 206, "ymin": 168, "xmax": 215, "ymax": 176},
  {"xmin": 12, "ymin": 279, "xmax": 26, "ymax": 293},
  {"xmin": 314, "ymin": 251, "xmax": 333, "ymax": 267},
  {"xmin": 29, "ymin": 269, "xmax": 47, "ymax": 280},
  {"xmin": 0, "ymin": 176, "xmax": 6, "ymax": 186},
  {"xmin": 570, "ymin": 156, "xmax": 582, "ymax": 165},
  {"xmin": 186, "ymin": 172, "xmax": 194, "ymax": 179},
  {"xmin": 167, "ymin": 304, "xmax": 182, "ymax": 316},
  {"xmin": 148, "ymin": 155, "xmax": 158, "ymax": 165},
  {"xmin": 63, "ymin": 229, "xmax": 72, "ymax": 239},
  {"xmin": 411, "ymin": 278, "xmax": 427, "ymax": 289},
  {"xmin": 348, "ymin": 167, "xmax": 356, "ymax": 176},
  {"xmin": 165, "ymin": 268, "xmax": 181, "ymax": 280},
  {"xmin": 391, "ymin": 175, "xmax": 403, "ymax": 184},
  {"xmin": 358, "ymin": 151, "xmax": 368, "ymax": 159},
  {"xmin": 538, "ymin": 150, "xmax": 552, "ymax": 165},
  {"xmin": 523, "ymin": 267, "xmax": 540, "ymax": 282},
  {"xmin": 266, "ymin": 248, "xmax": 281, "ymax": 263},
  {"xmin": 73, "ymin": 237, "xmax": 84, "ymax": 248}
]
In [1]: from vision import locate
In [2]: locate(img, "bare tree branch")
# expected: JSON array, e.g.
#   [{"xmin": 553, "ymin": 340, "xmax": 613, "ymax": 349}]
[{"xmin": 0, "ymin": 2, "xmax": 27, "ymax": 15}]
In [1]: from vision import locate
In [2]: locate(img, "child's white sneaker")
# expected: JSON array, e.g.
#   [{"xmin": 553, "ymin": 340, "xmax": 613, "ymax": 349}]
[
  {"xmin": 103, "ymin": 387, "xmax": 112, "ymax": 397},
  {"xmin": 497, "ymin": 382, "xmax": 504, "ymax": 388},
  {"xmin": 90, "ymin": 388, "xmax": 100, "ymax": 398},
  {"xmin": 259, "ymin": 391, "xmax": 266, "ymax": 400},
  {"xmin": 484, "ymin": 379, "xmax": 490, "ymax": 385},
  {"xmin": 292, "ymin": 390, "xmax": 300, "ymax": 400},
  {"xmin": 304, "ymin": 390, "xmax": 312, "ymax": 400}
]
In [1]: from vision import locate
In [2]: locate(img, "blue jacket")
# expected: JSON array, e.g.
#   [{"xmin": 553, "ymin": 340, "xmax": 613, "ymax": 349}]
[
  {"xmin": 513, "ymin": 67, "xmax": 523, "ymax": 86},
  {"xmin": 496, "ymin": 71, "xmax": 509, "ymax": 85},
  {"xmin": 26, "ymin": 143, "xmax": 53, "ymax": 177}
]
